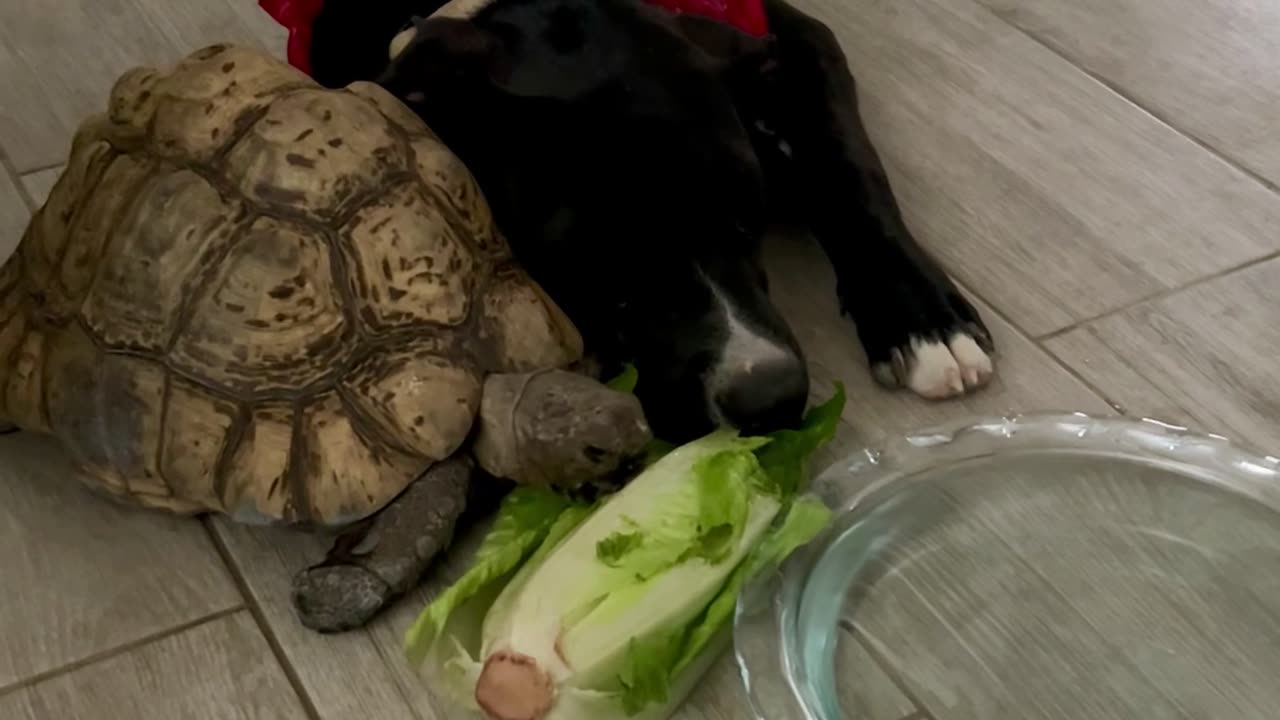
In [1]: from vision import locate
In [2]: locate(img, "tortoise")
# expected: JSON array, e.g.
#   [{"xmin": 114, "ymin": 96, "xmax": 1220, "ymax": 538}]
[{"xmin": 0, "ymin": 43, "xmax": 652, "ymax": 632}]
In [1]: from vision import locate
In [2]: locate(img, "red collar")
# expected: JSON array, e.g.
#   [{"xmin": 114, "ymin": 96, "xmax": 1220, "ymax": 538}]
[
  {"xmin": 259, "ymin": 0, "xmax": 769, "ymax": 77},
  {"xmin": 259, "ymin": 0, "xmax": 323, "ymax": 76},
  {"xmin": 645, "ymin": 0, "xmax": 768, "ymax": 37}
]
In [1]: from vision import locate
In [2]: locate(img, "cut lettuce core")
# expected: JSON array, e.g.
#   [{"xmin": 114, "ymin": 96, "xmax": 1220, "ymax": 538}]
[{"xmin": 476, "ymin": 650, "xmax": 556, "ymax": 720}]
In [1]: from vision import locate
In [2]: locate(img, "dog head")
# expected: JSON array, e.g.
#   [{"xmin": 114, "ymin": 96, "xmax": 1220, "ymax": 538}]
[{"xmin": 365, "ymin": 0, "xmax": 811, "ymax": 441}]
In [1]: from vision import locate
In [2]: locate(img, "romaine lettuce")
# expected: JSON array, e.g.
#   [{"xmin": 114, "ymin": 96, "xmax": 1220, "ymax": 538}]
[{"xmin": 404, "ymin": 385, "xmax": 844, "ymax": 720}]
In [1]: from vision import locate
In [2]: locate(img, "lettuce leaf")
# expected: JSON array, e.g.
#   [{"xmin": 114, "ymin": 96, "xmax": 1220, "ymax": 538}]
[
  {"xmin": 672, "ymin": 495, "xmax": 833, "ymax": 675},
  {"xmin": 687, "ymin": 449, "xmax": 760, "ymax": 563},
  {"xmin": 754, "ymin": 383, "xmax": 845, "ymax": 497},
  {"xmin": 405, "ymin": 386, "xmax": 846, "ymax": 720},
  {"xmin": 500, "ymin": 434, "xmax": 783, "ymax": 698},
  {"xmin": 606, "ymin": 363, "xmax": 640, "ymax": 393},
  {"xmin": 611, "ymin": 496, "xmax": 832, "ymax": 714},
  {"xmin": 403, "ymin": 487, "xmax": 585, "ymax": 667},
  {"xmin": 594, "ymin": 441, "xmax": 766, "ymax": 578},
  {"xmin": 618, "ymin": 629, "xmax": 685, "ymax": 715}
]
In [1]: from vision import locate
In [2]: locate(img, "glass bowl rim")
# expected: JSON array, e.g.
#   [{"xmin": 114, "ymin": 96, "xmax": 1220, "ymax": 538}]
[{"xmin": 731, "ymin": 411, "xmax": 1280, "ymax": 720}]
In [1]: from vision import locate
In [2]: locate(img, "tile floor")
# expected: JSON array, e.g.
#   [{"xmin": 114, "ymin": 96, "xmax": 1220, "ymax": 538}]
[{"xmin": 2, "ymin": 0, "xmax": 1280, "ymax": 717}]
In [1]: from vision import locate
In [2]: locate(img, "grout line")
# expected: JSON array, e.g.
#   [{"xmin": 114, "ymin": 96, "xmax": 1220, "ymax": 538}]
[
  {"xmin": 0, "ymin": 146, "xmax": 38, "ymax": 213},
  {"xmin": 1034, "ymin": 328, "xmax": 1128, "ymax": 415},
  {"xmin": 365, "ymin": 629, "xmax": 437, "ymax": 720},
  {"xmin": 1036, "ymin": 319, "xmax": 1090, "ymax": 343},
  {"xmin": 1035, "ymin": 248, "xmax": 1280, "ymax": 343},
  {"xmin": 202, "ymin": 518, "xmax": 325, "ymax": 720},
  {"xmin": 14, "ymin": 161, "xmax": 66, "ymax": 177},
  {"xmin": 839, "ymin": 618, "xmax": 938, "ymax": 720},
  {"xmin": 995, "ymin": 14, "xmax": 1280, "ymax": 196},
  {"xmin": 0, "ymin": 606, "xmax": 243, "ymax": 699},
  {"xmin": 952, "ymin": 276, "xmax": 1117, "ymax": 411}
]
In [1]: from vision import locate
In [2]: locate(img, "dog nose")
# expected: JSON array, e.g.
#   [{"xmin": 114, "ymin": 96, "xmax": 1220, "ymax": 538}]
[{"xmin": 712, "ymin": 354, "xmax": 810, "ymax": 434}]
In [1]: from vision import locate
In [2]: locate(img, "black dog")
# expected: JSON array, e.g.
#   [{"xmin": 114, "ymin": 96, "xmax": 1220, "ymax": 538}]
[{"xmin": 305, "ymin": 0, "xmax": 995, "ymax": 443}]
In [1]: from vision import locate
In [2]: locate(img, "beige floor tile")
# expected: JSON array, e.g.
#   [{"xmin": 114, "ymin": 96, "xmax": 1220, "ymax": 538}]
[
  {"xmin": 0, "ymin": 433, "xmax": 242, "ymax": 688},
  {"xmin": 1045, "ymin": 256, "xmax": 1280, "ymax": 455},
  {"xmin": 788, "ymin": 0, "xmax": 1280, "ymax": 336},
  {"xmin": 0, "ymin": 612, "xmax": 310, "ymax": 720},
  {"xmin": 1043, "ymin": 327, "xmax": 1196, "ymax": 428},
  {"xmin": 836, "ymin": 633, "xmax": 921, "ymax": 720},
  {"xmin": 0, "ymin": 169, "xmax": 26, "ymax": 263},
  {"xmin": 209, "ymin": 523, "xmax": 433, "ymax": 720},
  {"xmin": 18, "ymin": 167, "xmax": 62, "ymax": 210},
  {"xmin": 977, "ymin": 0, "xmax": 1280, "ymax": 186},
  {"xmin": 0, "ymin": 0, "xmax": 284, "ymax": 173}
]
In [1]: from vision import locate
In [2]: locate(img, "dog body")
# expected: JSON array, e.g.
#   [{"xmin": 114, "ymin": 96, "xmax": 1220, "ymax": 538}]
[{"xmin": 305, "ymin": 0, "xmax": 995, "ymax": 442}]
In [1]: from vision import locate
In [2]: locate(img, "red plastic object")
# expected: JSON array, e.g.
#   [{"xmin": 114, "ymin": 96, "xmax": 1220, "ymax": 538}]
[
  {"xmin": 648, "ymin": 0, "xmax": 769, "ymax": 37},
  {"xmin": 257, "ymin": 0, "xmax": 770, "ymax": 78},
  {"xmin": 259, "ymin": 0, "xmax": 325, "ymax": 76}
]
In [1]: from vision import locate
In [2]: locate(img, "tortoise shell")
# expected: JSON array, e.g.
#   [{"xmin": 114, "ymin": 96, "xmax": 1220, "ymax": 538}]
[{"xmin": 0, "ymin": 44, "xmax": 582, "ymax": 527}]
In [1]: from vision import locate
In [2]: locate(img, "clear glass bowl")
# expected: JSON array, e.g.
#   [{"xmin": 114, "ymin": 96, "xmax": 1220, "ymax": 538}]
[{"xmin": 733, "ymin": 413, "xmax": 1280, "ymax": 720}]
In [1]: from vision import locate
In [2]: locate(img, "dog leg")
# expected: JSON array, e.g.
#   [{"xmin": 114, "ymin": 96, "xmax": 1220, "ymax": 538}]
[{"xmin": 752, "ymin": 0, "xmax": 994, "ymax": 399}]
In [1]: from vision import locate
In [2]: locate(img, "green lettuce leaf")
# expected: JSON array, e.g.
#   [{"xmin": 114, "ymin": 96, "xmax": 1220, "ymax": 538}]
[
  {"xmin": 687, "ymin": 449, "xmax": 759, "ymax": 563},
  {"xmin": 642, "ymin": 438, "xmax": 677, "ymax": 467},
  {"xmin": 754, "ymin": 383, "xmax": 845, "ymax": 497},
  {"xmin": 618, "ymin": 629, "xmax": 684, "ymax": 715},
  {"xmin": 403, "ymin": 487, "xmax": 583, "ymax": 667},
  {"xmin": 606, "ymin": 363, "xmax": 640, "ymax": 393},
  {"xmin": 612, "ymin": 496, "xmax": 832, "ymax": 714},
  {"xmin": 673, "ymin": 495, "xmax": 833, "ymax": 675},
  {"xmin": 596, "ymin": 531, "xmax": 644, "ymax": 565},
  {"xmin": 530, "ymin": 502, "xmax": 597, "ymax": 566},
  {"xmin": 587, "ymin": 436, "xmax": 767, "ymax": 584}
]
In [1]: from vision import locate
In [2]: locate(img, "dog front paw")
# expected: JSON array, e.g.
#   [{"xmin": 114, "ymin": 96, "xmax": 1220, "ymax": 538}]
[{"xmin": 869, "ymin": 325, "xmax": 995, "ymax": 400}]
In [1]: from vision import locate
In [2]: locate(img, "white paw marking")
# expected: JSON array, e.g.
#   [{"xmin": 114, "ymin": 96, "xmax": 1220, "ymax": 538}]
[
  {"xmin": 906, "ymin": 338, "xmax": 966, "ymax": 400},
  {"xmin": 872, "ymin": 332, "xmax": 994, "ymax": 400},
  {"xmin": 948, "ymin": 333, "xmax": 993, "ymax": 390},
  {"xmin": 871, "ymin": 361, "xmax": 898, "ymax": 388}
]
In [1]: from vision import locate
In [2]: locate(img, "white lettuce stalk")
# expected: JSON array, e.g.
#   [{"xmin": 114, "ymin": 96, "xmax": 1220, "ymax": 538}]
[{"xmin": 404, "ymin": 386, "xmax": 844, "ymax": 720}]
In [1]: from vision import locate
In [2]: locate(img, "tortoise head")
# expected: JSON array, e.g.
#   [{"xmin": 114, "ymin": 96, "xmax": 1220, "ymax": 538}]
[{"xmin": 326, "ymin": 0, "xmax": 809, "ymax": 442}]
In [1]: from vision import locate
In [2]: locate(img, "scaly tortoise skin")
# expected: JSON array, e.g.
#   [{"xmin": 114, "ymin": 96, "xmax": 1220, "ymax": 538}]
[{"xmin": 0, "ymin": 44, "xmax": 651, "ymax": 631}]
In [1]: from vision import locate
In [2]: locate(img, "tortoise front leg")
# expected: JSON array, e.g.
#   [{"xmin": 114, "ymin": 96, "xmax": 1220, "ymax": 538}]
[{"xmin": 291, "ymin": 456, "xmax": 470, "ymax": 633}]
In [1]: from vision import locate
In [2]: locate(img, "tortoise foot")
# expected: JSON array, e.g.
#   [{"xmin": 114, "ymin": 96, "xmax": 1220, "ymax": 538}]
[
  {"xmin": 289, "ymin": 456, "xmax": 472, "ymax": 633},
  {"xmin": 292, "ymin": 564, "xmax": 392, "ymax": 633}
]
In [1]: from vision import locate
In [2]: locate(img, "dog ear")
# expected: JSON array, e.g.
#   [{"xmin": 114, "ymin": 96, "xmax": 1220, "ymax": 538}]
[
  {"xmin": 377, "ymin": 17, "xmax": 501, "ymax": 102},
  {"xmin": 481, "ymin": 3, "xmax": 624, "ymax": 102},
  {"xmin": 381, "ymin": 14, "xmax": 606, "ymax": 103},
  {"xmin": 309, "ymin": 0, "xmax": 423, "ymax": 88},
  {"xmin": 670, "ymin": 13, "xmax": 776, "ymax": 76}
]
